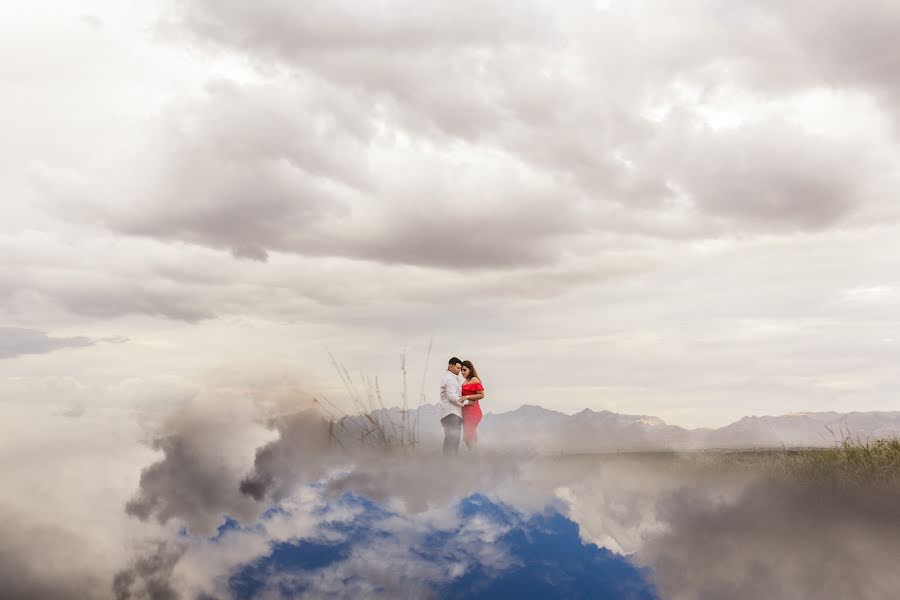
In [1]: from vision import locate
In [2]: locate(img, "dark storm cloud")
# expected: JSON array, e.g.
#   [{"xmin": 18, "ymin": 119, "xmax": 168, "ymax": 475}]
[
  {"xmin": 125, "ymin": 414, "xmax": 263, "ymax": 536},
  {"xmin": 239, "ymin": 409, "xmax": 334, "ymax": 502},
  {"xmin": 0, "ymin": 327, "xmax": 93, "ymax": 359}
]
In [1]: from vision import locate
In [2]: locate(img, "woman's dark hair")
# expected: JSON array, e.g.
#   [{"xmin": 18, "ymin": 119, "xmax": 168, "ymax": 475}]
[{"xmin": 460, "ymin": 360, "xmax": 479, "ymax": 381}]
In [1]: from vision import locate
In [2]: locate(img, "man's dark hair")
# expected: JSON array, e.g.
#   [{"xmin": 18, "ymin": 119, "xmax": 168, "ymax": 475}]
[{"xmin": 448, "ymin": 357, "xmax": 462, "ymax": 366}]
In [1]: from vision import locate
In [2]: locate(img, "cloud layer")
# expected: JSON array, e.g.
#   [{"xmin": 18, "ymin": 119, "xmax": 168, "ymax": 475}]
[
  {"xmin": 30, "ymin": 0, "xmax": 900, "ymax": 276},
  {"xmin": 0, "ymin": 327, "xmax": 93, "ymax": 359}
]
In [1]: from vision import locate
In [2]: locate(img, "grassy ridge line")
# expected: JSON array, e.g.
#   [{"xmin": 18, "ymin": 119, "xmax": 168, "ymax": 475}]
[
  {"xmin": 776, "ymin": 437, "xmax": 900, "ymax": 489},
  {"xmin": 689, "ymin": 436, "xmax": 900, "ymax": 490}
]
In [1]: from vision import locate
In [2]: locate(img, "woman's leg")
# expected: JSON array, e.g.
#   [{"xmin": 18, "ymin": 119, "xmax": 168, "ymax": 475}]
[{"xmin": 462, "ymin": 404, "xmax": 483, "ymax": 449}]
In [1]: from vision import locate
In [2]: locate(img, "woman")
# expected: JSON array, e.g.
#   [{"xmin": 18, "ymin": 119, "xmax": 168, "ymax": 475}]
[{"xmin": 459, "ymin": 360, "xmax": 485, "ymax": 450}]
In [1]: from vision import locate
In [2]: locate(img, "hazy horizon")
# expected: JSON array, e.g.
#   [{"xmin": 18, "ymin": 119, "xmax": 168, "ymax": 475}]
[{"xmin": 357, "ymin": 399, "xmax": 900, "ymax": 420}]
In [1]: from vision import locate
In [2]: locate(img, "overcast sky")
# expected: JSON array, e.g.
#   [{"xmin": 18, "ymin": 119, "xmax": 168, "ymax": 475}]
[{"xmin": 3, "ymin": 0, "xmax": 900, "ymax": 428}]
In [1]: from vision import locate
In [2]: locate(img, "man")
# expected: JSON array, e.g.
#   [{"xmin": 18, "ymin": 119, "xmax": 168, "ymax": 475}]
[{"xmin": 439, "ymin": 357, "xmax": 466, "ymax": 456}]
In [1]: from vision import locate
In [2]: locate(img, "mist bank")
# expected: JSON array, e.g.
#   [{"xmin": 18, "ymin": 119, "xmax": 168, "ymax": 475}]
[
  {"xmin": 121, "ymin": 402, "xmax": 900, "ymax": 600},
  {"xmin": 94, "ymin": 448, "xmax": 900, "ymax": 599},
  {"xmin": 3, "ymin": 395, "xmax": 899, "ymax": 600}
]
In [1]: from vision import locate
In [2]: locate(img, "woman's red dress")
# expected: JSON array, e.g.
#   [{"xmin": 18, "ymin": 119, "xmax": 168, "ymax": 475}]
[{"xmin": 461, "ymin": 380, "xmax": 484, "ymax": 445}]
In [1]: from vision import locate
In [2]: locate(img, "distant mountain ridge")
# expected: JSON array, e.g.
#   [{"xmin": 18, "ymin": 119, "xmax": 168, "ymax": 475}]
[{"xmin": 334, "ymin": 404, "xmax": 900, "ymax": 453}]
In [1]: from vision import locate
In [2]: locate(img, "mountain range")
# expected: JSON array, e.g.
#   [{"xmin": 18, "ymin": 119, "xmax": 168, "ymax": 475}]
[{"xmin": 333, "ymin": 404, "xmax": 900, "ymax": 453}]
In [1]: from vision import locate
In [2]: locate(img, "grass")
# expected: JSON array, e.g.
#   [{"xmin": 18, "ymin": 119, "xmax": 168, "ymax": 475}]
[
  {"xmin": 550, "ymin": 431, "xmax": 900, "ymax": 491},
  {"xmin": 773, "ymin": 435, "xmax": 900, "ymax": 489},
  {"xmin": 312, "ymin": 345, "xmax": 433, "ymax": 452},
  {"xmin": 680, "ymin": 432, "xmax": 900, "ymax": 490}
]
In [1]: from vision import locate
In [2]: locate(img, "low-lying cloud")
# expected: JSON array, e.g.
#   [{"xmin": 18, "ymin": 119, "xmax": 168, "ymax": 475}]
[
  {"xmin": 3, "ymin": 385, "xmax": 899, "ymax": 599},
  {"xmin": 112, "ymin": 541, "xmax": 186, "ymax": 600},
  {"xmin": 642, "ymin": 479, "xmax": 900, "ymax": 599},
  {"xmin": 0, "ymin": 327, "xmax": 93, "ymax": 359}
]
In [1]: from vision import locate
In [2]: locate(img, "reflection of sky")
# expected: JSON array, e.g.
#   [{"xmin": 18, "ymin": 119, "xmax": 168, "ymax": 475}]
[{"xmin": 220, "ymin": 492, "xmax": 657, "ymax": 599}]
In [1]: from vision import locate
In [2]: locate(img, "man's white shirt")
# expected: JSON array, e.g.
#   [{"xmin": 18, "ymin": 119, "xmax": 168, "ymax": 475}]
[{"xmin": 439, "ymin": 371, "xmax": 463, "ymax": 420}]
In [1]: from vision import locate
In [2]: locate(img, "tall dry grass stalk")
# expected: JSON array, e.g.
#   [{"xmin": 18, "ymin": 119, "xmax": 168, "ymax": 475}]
[{"xmin": 312, "ymin": 345, "xmax": 433, "ymax": 452}]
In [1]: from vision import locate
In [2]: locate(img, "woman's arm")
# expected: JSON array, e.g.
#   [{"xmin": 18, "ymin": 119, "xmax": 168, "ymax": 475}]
[{"xmin": 465, "ymin": 378, "xmax": 484, "ymax": 402}]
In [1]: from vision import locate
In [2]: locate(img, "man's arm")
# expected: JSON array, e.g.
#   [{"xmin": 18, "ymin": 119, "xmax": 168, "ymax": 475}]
[
  {"xmin": 441, "ymin": 376, "xmax": 465, "ymax": 407},
  {"xmin": 439, "ymin": 376, "xmax": 449, "ymax": 404}
]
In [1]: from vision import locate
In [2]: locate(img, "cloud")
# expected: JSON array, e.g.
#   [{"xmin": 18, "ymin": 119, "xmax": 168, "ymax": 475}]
[
  {"xmin": 126, "ymin": 402, "xmax": 274, "ymax": 536},
  {"xmin": 173, "ymin": 0, "xmax": 547, "ymax": 53},
  {"xmin": 23, "ymin": 0, "xmax": 895, "ymax": 289},
  {"xmin": 0, "ymin": 400, "xmax": 172, "ymax": 600},
  {"xmin": 45, "ymin": 79, "xmax": 582, "ymax": 270},
  {"xmin": 643, "ymin": 117, "xmax": 873, "ymax": 231},
  {"xmin": 0, "ymin": 520, "xmax": 106, "ymax": 600},
  {"xmin": 640, "ymin": 479, "xmax": 900, "ymax": 600},
  {"xmin": 112, "ymin": 541, "xmax": 186, "ymax": 600},
  {"xmin": 125, "ymin": 425, "xmax": 261, "ymax": 536},
  {"xmin": 0, "ymin": 327, "xmax": 93, "ymax": 359},
  {"xmin": 78, "ymin": 14, "xmax": 103, "ymax": 31},
  {"xmin": 239, "ymin": 409, "xmax": 335, "ymax": 502},
  {"xmin": 750, "ymin": 1, "xmax": 900, "ymax": 116},
  {"xmin": 156, "ymin": 0, "xmax": 900, "ymax": 241},
  {"xmin": 124, "ymin": 371, "xmax": 332, "ymax": 536},
  {"xmin": 3, "ymin": 3, "xmax": 900, "ymax": 594},
  {"xmin": 321, "ymin": 454, "xmax": 527, "ymax": 514},
  {"xmin": 218, "ymin": 488, "xmax": 653, "ymax": 600},
  {"xmin": 42, "ymin": 80, "xmax": 357, "ymax": 264},
  {"xmin": 0, "ymin": 232, "xmax": 219, "ymax": 322},
  {"xmin": 3, "ymin": 380, "xmax": 898, "ymax": 600},
  {"xmin": 302, "ymin": 453, "xmax": 900, "ymax": 600}
]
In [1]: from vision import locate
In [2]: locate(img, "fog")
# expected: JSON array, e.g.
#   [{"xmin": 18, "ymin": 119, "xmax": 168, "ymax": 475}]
[{"xmin": 2, "ymin": 393, "xmax": 897, "ymax": 599}]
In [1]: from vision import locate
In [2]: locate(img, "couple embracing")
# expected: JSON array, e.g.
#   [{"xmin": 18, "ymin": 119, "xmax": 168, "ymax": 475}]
[{"xmin": 439, "ymin": 357, "xmax": 485, "ymax": 456}]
